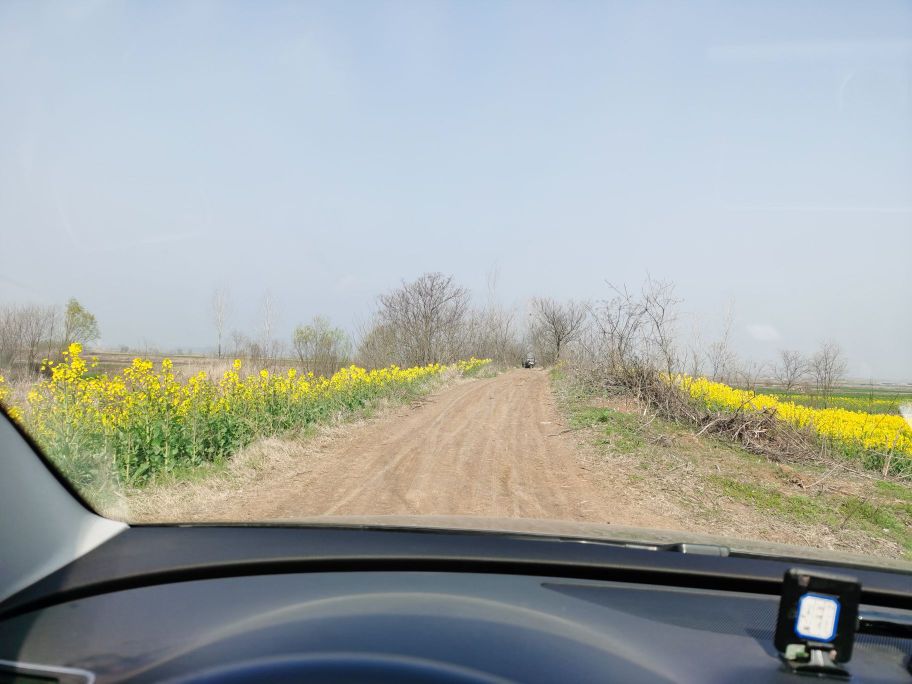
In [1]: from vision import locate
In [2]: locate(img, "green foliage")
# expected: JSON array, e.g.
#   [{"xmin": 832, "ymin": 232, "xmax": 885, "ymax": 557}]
[
  {"xmin": 875, "ymin": 479, "xmax": 912, "ymax": 502},
  {"xmin": 710, "ymin": 476, "xmax": 829, "ymax": 523},
  {"xmin": 712, "ymin": 476, "xmax": 912, "ymax": 554},
  {"xmin": 292, "ymin": 315, "xmax": 350, "ymax": 377},
  {"xmin": 754, "ymin": 387, "xmax": 912, "ymax": 416},
  {"xmin": 571, "ymin": 407, "xmax": 644, "ymax": 453},
  {"xmin": 64, "ymin": 298, "xmax": 100, "ymax": 346},
  {"xmin": 11, "ymin": 347, "xmax": 473, "ymax": 496}
]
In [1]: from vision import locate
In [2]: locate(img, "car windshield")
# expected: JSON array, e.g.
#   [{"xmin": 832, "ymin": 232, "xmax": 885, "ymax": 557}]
[{"xmin": 1, "ymin": 1, "xmax": 910, "ymax": 567}]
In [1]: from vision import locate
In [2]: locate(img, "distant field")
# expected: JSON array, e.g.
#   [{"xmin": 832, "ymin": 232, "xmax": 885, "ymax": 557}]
[
  {"xmin": 84, "ymin": 350, "xmax": 301, "ymax": 378},
  {"xmin": 753, "ymin": 386, "xmax": 912, "ymax": 416}
]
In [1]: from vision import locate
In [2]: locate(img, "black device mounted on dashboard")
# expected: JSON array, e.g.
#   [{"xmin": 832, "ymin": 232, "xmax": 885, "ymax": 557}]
[{"xmin": 774, "ymin": 568, "xmax": 861, "ymax": 679}]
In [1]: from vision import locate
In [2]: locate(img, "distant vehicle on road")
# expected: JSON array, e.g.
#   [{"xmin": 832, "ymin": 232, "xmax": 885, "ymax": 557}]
[{"xmin": 523, "ymin": 354, "xmax": 536, "ymax": 369}]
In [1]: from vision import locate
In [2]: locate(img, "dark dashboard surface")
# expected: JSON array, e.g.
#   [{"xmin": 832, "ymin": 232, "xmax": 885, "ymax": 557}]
[
  {"xmin": 3, "ymin": 525, "xmax": 912, "ymax": 620},
  {"xmin": 3, "ymin": 571, "xmax": 912, "ymax": 683},
  {"xmin": 1, "ymin": 526, "xmax": 910, "ymax": 683}
]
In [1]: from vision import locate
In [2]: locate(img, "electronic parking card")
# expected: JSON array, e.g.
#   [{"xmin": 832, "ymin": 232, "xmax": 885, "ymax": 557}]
[{"xmin": 774, "ymin": 569, "xmax": 860, "ymax": 678}]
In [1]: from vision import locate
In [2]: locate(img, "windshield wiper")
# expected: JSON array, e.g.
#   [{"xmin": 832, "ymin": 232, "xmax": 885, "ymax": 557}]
[{"xmin": 616, "ymin": 541, "xmax": 730, "ymax": 556}]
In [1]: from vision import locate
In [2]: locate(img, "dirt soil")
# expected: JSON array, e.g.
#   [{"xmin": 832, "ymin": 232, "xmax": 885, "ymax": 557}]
[{"xmin": 133, "ymin": 370, "xmax": 673, "ymax": 527}]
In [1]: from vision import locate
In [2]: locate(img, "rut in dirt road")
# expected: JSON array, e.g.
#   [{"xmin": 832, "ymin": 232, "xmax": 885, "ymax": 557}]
[{"xmin": 220, "ymin": 370, "xmax": 620, "ymax": 522}]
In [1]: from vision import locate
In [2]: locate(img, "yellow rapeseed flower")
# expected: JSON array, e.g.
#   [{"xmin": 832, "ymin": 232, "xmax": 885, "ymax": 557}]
[
  {"xmin": 673, "ymin": 375, "xmax": 912, "ymax": 462},
  {"xmin": 3, "ymin": 345, "xmax": 491, "ymax": 485}
]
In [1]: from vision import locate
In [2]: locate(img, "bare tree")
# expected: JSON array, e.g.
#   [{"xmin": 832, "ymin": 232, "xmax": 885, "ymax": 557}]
[
  {"xmin": 811, "ymin": 341, "xmax": 847, "ymax": 406},
  {"xmin": 230, "ymin": 330, "xmax": 250, "ymax": 360},
  {"xmin": 0, "ymin": 303, "xmax": 59, "ymax": 377},
  {"xmin": 590, "ymin": 284, "xmax": 643, "ymax": 374},
  {"xmin": 20, "ymin": 305, "xmax": 57, "ymax": 372},
  {"xmin": 260, "ymin": 292, "xmax": 282, "ymax": 367},
  {"xmin": 0, "ymin": 306, "xmax": 21, "ymax": 371},
  {"xmin": 211, "ymin": 288, "xmax": 231, "ymax": 358},
  {"xmin": 262, "ymin": 293, "xmax": 275, "ymax": 348},
  {"xmin": 774, "ymin": 349, "xmax": 807, "ymax": 394},
  {"xmin": 375, "ymin": 272, "xmax": 470, "ymax": 366},
  {"xmin": 529, "ymin": 297, "xmax": 587, "ymax": 364},
  {"xmin": 573, "ymin": 277, "xmax": 689, "ymax": 405},
  {"xmin": 468, "ymin": 306, "xmax": 520, "ymax": 365},
  {"xmin": 684, "ymin": 320, "xmax": 704, "ymax": 378},
  {"xmin": 462, "ymin": 268, "xmax": 522, "ymax": 365},
  {"xmin": 730, "ymin": 359, "xmax": 768, "ymax": 393},
  {"xmin": 704, "ymin": 302, "xmax": 735, "ymax": 381},
  {"xmin": 640, "ymin": 279, "xmax": 680, "ymax": 375},
  {"xmin": 355, "ymin": 320, "xmax": 399, "ymax": 369},
  {"xmin": 40, "ymin": 306, "xmax": 60, "ymax": 361},
  {"xmin": 230, "ymin": 331, "xmax": 265, "ymax": 370},
  {"xmin": 590, "ymin": 279, "xmax": 680, "ymax": 374}
]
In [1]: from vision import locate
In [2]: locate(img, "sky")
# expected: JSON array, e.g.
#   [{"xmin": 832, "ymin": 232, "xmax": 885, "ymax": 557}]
[{"xmin": 0, "ymin": 1, "xmax": 910, "ymax": 380}]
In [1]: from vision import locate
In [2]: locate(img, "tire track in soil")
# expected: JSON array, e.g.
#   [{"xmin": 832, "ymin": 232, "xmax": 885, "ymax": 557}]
[{"xmin": 189, "ymin": 369, "xmax": 676, "ymax": 528}]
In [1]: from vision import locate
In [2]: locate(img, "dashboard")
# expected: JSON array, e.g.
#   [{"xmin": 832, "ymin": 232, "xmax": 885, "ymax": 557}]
[{"xmin": 0, "ymin": 526, "xmax": 910, "ymax": 683}]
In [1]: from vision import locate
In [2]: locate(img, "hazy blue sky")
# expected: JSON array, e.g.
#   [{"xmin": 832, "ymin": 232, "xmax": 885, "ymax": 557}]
[{"xmin": 1, "ymin": 1, "xmax": 910, "ymax": 380}]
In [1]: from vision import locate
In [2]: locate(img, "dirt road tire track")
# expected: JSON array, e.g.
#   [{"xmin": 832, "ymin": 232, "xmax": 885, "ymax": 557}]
[{"xmin": 189, "ymin": 370, "xmax": 647, "ymax": 524}]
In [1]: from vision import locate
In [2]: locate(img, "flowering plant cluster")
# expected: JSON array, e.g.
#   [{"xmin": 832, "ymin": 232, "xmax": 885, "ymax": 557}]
[
  {"xmin": 0, "ymin": 344, "xmax": 491, "ymax": 487},
  {"xmin": 673, "ymin": 375, "xmax": 912, "ymax": 475}
]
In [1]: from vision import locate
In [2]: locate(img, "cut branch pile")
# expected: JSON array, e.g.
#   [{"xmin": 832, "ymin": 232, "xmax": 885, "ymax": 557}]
[{"xmin": 592, "ymin": 363, "xmax": 817, "ymax": 461}]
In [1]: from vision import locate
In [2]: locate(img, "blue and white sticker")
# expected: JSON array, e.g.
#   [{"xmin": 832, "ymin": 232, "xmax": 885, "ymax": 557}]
[{"xmin": 794, "ymin": 593, "xmax": 840, "ymax": 642}]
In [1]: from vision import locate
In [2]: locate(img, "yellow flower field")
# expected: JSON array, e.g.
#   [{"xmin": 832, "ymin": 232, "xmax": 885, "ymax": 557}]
[
  {"xmin": 674, "ymin": 375, "xmax": 912, "ymax": 475},
  {"xmin": 0, "ymin": 344, "xmax": 491, "ymax": 488}
]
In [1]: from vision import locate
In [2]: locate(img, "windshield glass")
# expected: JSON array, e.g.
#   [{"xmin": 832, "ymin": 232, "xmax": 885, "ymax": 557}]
[{"xmin": 1, "ymin": 1, "xmax": 910, "ymax": 567}]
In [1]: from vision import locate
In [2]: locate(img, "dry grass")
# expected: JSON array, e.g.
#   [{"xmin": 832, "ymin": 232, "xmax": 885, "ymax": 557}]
[{"xmin": 554, "ymin": 377, "xmax": 912, "ymax": 561}]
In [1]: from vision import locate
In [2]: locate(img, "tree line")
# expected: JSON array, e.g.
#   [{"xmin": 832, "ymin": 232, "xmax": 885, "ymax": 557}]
[
  {"xmin": 210, "ymin": 274, "xmax": 524, "ymax": 375},
  {"xmin": 0, "ymin": 299, "xmax": 99, "ymax": 378},
  {"xmin": 1, "ymin": 275, "xmax": 850, "ymax": 402},
  {"xmin": 570, "ymin": 277, "xmax": 849, "ymax": 406}
]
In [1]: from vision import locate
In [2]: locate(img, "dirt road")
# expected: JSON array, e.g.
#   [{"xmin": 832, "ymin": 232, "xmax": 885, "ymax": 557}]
[
  {"xmin": 147, "ymin": 370, "xmax": 666, "ymax": 525},
  {"xmin": 130, "ymin": 369, "xmax": 912, "ymax": 565},
  {"xmin": 250, "ymin": 370, "xmax": 622, "ymax": 520}
]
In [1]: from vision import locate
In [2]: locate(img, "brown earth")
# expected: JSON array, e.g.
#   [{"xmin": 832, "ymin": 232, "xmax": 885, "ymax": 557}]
[{"xmin": 133, "ymin": 370, "xmax": 674, "ymax": 527}]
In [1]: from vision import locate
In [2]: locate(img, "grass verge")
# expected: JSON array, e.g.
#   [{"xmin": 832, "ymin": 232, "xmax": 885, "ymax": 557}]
[{"xmin": 552, "ymin": 371, "xmax": 912, "ymax": 560}]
